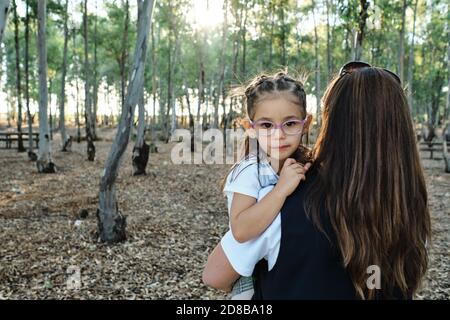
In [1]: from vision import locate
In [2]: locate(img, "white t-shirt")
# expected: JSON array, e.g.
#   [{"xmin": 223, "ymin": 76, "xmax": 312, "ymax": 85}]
[{"xmin": 221, "ymin": 155, "xmax": 282, "ymax": 277}]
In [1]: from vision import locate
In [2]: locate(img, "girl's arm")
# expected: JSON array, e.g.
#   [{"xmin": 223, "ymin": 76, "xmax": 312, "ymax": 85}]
[
  {"xmin": 230, "ymin": 190, "xmax": 285, "ymax": 243},
  {"xmin": 230, "ymin": 160, "xmax": 310, "ymax": 243},
  {"xmin": 202, "ymin": 243, "xmax": 240, "ymax": 292}
]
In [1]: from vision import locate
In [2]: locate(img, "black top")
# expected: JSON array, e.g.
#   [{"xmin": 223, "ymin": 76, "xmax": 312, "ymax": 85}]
[{"xmin": 252, "ymin": 169, "xmax": 410, "ymax": 300}]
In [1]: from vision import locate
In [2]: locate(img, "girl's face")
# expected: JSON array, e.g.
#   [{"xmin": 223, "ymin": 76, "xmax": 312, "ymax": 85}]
[{"xmin": 247, "ymin": 95, "xmax": 307, "ymax": 162}]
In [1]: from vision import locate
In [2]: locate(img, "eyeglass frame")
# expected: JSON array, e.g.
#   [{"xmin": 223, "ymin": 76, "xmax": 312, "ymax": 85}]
[
  {"xmin": 338, "ymin": 61, "xmax": 401, "ymax": 84},
  {"xmin": 249, "ymin": 115, "xmax": 310, "ymax": 137}
]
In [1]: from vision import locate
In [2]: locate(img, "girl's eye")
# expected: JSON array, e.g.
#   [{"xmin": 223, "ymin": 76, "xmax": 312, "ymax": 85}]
[
  {"xmin": 260, "ymin": 122, "xmax": 273, "ymax": 129},
  {"xmin": 284, "ymin": 121, "xmax": 297, "ymax": 127}
]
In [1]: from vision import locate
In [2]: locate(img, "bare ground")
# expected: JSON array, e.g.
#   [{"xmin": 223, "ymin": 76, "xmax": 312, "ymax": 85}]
[{"xmin": 0, "ymin": 127, "xmax": 448, "ymax": 299}]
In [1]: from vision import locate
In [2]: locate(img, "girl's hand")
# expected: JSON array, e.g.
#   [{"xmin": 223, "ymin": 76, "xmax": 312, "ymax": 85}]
[{"xmin": 274, "ymin": 159, "xmax": 311, "ymax": 198}]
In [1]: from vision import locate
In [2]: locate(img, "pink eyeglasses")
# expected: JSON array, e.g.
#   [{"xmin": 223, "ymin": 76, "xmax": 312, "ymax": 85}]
[{"xmin": 250, "ymin": 116, "xmax": 309, "ymax": 136}]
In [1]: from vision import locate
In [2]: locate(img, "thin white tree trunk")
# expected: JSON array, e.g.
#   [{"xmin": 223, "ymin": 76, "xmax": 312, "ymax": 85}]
[
  {"xmin": 407, "ymin": 0, "xmax": 418, "ymax": 116},
  {"xmin": 13, "ymin": 0, "xmax": 25, "ymax": 152},
  {"xmin": 98, "ymin": 0, "xmax": 155, "ymax": 243},
  {"xmin": 60, "ymin": 0, "xmax": 69, "ymax": 151},
  {"xmin": 444, "ymin": 26, "xmax": 450, "ymax": 118},
  {"xmin": 83, "ymin": 0, "xmax": 95, "ymax": 160},
  {"xmin": 196, "ymin": 30, "xmax": 205, "ymax": 123},
  {"xmin": 215, "ymin": 0, "xmax": 228, "ymax": 129},
  {"xmin": 398, "ymin": 0, "xmax": 407, "ymax": 83},
  {"xmin": 92, "ymin": 0, "xmax": 98, "ymax": 140},
  {"xmin": 170, "ymin": 36, "xmax": 180, "ymax": 136},
  {"xmin": 135, "ymin": 94, "xmax": 146, "ymax": 148},
  {"xmin": 326, "ymin": 0, "xmax": 332, "ymax": 80},
  {"xmin": 134, "ymin": 0, "xmax": 146, "ymax": 149},
  {"xmin": 150, "ymin": 22, "xmax": 157, "ymax": 142},
  {"xmin": 120, "ymin": 0, "xmax": 130, "ymax": 107},
  {"xmin": 25, "ymin": 1, "xmax": 35, "ymax": 159},
  {"xmin": 37, "ymin": 0, "xmax": 55, "ymax": 173},
  {"xmin": 73, "ymin": 30, "xmax": 81, "ymax": 143},
  {"xmin": 312, "ymin": 1, "xmax": 321, "ymax": 127},
  {"xmin": 131, "ymin": 0, "xmax": 150, "ymax": 176},
  {"xmin": 132, "ymin": 91, "xmax": 149, "ymax": 175},
  {"xmin": 354, "ymin": 0, "xmax": 369, "ymax": 61}
]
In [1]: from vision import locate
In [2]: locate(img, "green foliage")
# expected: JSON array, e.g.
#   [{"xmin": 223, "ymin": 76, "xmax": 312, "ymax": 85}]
[{"xmin": 1, "ymin": 0, "xmax": 448, "ymax": 125}]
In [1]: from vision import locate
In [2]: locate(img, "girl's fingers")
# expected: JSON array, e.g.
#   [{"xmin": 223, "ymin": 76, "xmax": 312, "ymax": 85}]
[
  {"xmin": 284, "ymin": 158, "xmax": 297, "ymax": 166},
  {"xmin": 284, "ymin": 160, "xmax": 312, "ymax": 174},
  {"xmin": 292, "ymin": 164, "xmax": 307, "ymax": 172},
  {"xmin": 289, "ymin": 163, "xmax": 303, "ymax": 169},
  {"xmin": 294, "ymin": 162, "xmax": 312, "ymax": 170}
]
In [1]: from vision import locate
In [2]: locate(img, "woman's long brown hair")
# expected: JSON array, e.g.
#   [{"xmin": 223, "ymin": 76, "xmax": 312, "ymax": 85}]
[{"xmin": 306, "ymin": 68, "xmax": 431, "ymax": 299}]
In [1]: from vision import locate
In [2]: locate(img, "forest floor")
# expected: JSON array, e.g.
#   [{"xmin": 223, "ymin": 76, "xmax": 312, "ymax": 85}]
[{"xmin": 0, "ymin": 126, "xmax": 448, "ymax": 299}]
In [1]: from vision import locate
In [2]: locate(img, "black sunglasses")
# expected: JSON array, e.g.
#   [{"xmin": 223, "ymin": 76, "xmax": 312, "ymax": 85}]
[{"xmin": 339, "ymin": 61, "xmax": 401, "ymax": 84}]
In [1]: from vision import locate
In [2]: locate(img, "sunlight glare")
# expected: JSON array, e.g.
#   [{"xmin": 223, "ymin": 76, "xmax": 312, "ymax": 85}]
[{"xmin": 187, "ymin": 0, "xmax": 225, "ymax": 30}]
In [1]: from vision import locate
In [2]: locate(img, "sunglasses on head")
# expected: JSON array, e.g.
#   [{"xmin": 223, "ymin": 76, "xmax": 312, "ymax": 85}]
[{"xmin": 338, "ymin": 61, "xmax": 401, "ymax": 84}]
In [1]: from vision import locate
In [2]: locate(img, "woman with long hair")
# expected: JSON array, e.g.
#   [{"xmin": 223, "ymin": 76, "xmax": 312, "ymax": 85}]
[{"xmin": 203, "ymin": 62, "xmax": 431, "ymax": 299}]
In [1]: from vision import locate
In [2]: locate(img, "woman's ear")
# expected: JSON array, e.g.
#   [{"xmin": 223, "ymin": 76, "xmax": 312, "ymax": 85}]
[{"xmin": 241, "ymin": 118, "xmax": 257, "ymax": 139}]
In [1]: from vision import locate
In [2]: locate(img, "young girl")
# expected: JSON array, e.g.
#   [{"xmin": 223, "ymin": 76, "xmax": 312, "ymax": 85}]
[{"xmin": 221, "ymin": 72, "xmax": 312, "ymax": 299}]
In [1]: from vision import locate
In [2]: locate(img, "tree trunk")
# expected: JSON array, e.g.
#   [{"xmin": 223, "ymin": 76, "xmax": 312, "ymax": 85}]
[
  {"xmin": 158, "ymin": 75, "xmax": 165, "ymax": 130},
  {"xmin": 73, "ymin": 30, "xmax": 81, "ymax": 143},
  {"xmin": 0, "ymin": 0, "xmax": 9, "ymax": 44},
  {"xmin": 92, "ymin": 0, "xmax": 98, "ymax": 140},
  {"xmin": 446, "ymin": 28, "xmax": 450, "ymax": 125},
  {"xmin": 215, "ymin": 0, "xmax": 228, "ymax": 129},
  {"xmin": 221, "ymin": 66, "xmax": 228, "ymax": 134},
  {"xmin": 280, "ymin": 1, "xmax": 286, "ymax": 66},
  {"xmin": 230, "ymin": 2, "xmax": 242, "ymax": 116},
  {"xmin": 60, "ymin": 0, "xmax": 69, "ymax": 151},
  {"xmin": 12, "ymin": 0, "xmax": 25, "ymax": 152},
  {"xmin": 83, "ymin": 0, "xmax": 95, "ymax": 161},
  {"xmin": 132, "ymin": 0, "xmax": 149, "ymax": 176},
  {"xmin": 132, "ymin": 92, "xmax": 149, "ymax": 175},
  {"xmin": 241, "ymin": 0, "xmax": 248, "ymax": 75},
  {"xmin": 150, "ymin": 21, "xmax": 157, "ymax": 143},
  {"xmin": 49, "ymin": 78, "xmax": 53, "ymax": 141},
  {"xmin": 326, "ymin": 0, "xmax": 333, "ymax": 80},
  {"xmin": 268, "ymin": 2, "xmax": 274, "ymax": 64},
  {"xmin": 164, "ymin": 5, "xmax": 178, "ymax": 142},
  {"xmin": 196, "ymin": 28, "xmax": 205, "ymax": 124},
  {"xmin": 37, "ymin": 0, "xmax": 55, "ymax": 173},
  {"xmin": 97, "ymin": 0, "xmax": 155, "ymax": 244},
  {"xmin": 398, "ymin": 0, "xmax": 407, "ymax": 83},
  {"xmin": 202, "ymin": 82, "xmax": 210, "ymax": 129},
  {"xmin": 427, "ymin": 45, "xmax": 442, "ymax": 129},
  {"xmin": 182, "ymin": 76, "xmax": 193, "ymax": 129},
  {"xmin": 407, "ymin": 0, "xmax": 418, "ymax": 116},
  {"xmin": 25, "ymin": 1, "xmax": 35, "ymax": 160},
  {"xmin": 169, "ymin": 35, "xmax": 181, "ymax": 138},
  {"xmin": 120, "ymin": 0, "xmax": 130, "ymax": 108},
  {"xmin": 312, "ymin": 1, "xmax": 321, "ymax": 127},
  {"xmin": 354, "ymin": 0, "xmax": 369, "ymax": 61},
  {"xmin": 6, "ymin": 96, "xmax": 11, "ymax": 127}
]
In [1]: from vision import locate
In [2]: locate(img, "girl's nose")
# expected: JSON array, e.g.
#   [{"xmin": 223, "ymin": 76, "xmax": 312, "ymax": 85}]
[{"xmin": 273, "ymin": 127, "xmax": 286, "ymax": 139}]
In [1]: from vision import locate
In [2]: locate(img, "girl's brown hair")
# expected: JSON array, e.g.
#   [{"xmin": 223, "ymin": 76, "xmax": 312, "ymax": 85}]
[
  {"xmin": 221, "ymin": 71, "xmax": 311, "ymax": 191},
  {"xmin": 306, "ymin": 67, "xmax": 431, "ymax": 299}
]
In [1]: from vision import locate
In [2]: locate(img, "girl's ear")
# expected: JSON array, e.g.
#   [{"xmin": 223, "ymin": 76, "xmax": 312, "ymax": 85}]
[
  {"xmin": 241, "ymin": 118, "xmax": 257, "ymax": 139},
  {"xmin": 302, "ymin": 114, "xmax": 313, "ymax": 134}
]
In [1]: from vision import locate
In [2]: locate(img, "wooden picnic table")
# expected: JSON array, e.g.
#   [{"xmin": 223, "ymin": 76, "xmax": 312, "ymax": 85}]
[{"xmin": 0, "ymin": 132, "xmax": 39, "ymax": 149}]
